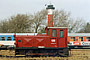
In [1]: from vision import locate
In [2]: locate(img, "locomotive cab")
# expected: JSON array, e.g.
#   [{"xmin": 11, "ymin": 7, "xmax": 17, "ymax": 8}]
[
  {"xmin": 46, "ymin": 27, "xmax": 68, "ymax": 48},
  {"xmin": 45, "ymin": 27, "xmax": 69, "ymax": 56}
]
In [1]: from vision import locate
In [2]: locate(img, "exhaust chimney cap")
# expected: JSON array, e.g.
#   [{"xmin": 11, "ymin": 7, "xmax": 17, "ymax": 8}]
[{"xmin": 46, "ymin": 5, "xmax": 55, "ymax": 9}]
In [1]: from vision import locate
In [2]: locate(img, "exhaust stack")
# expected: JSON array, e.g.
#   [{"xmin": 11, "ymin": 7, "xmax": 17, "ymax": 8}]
[{"xmin": 46, "ymin": 4, "xmax": 55, "ymax": 27}]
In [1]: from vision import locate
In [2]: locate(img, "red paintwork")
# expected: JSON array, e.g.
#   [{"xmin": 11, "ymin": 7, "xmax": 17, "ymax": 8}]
[
  {"xmin": 46, "ymin": 28, "xmax": 68, "ymax": 48},
  {"xmin": 16, "ymin": 35, "xmax": 49, "ymax": 48},
  {"xmin": 48, "ymin": 15, "xmax": 53, "ymax": 27},
  {"xmin": 15, "ymin": 27, "xmax": 68, "ymax": 48}
]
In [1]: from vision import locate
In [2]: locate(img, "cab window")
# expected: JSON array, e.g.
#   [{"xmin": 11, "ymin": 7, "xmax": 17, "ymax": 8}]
[
  {"xmin": 60, "ymin": 30, "xmax": 63, "ymax": 37},
  {"xmin": 1, "ymin": 37, "xmax": 5, "ymax": 41},
  {"xmin": 52, "ymin": 30, "xmax": 56, "ymax": 37},
  {"xmin": 48, "ymin": 29, "xmax": 49, "ymax": 35}
]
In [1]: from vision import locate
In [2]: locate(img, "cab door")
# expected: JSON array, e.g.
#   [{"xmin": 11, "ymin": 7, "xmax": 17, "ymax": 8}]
[
  {"xmin": 50, "ymin": 29, "xmax": 57, "ymax": 47},
  {"xmin": 58, "ymin": 29, "xmax": 68, "ymax": 48}
]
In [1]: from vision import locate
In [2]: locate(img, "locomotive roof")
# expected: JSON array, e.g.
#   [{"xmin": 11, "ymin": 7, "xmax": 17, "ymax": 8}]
[
  {"xmin": 47, "ymin": 27, "xmax": 68, "ymax": 29},
  {"xmin": 68, "ymin": 33, "xmax": 90, "ymax": 37}
]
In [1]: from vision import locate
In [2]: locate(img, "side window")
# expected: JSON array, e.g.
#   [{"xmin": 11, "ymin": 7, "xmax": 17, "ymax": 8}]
[
  {"xmin": 1, "ymin": 37, "xmax": 5, "ymax": 41},
  {"xmin": 79, "ymin": 37, "xmax": 83, "ymax": 41},
  {"xmin": 60, "ymin": 30, "xmax": 63, "ymax": 37},
  {"xmin": 70, "ymin": 37, "xmax": 75, "ymax": 41},
  {"xmin": 52, "ymin": 30, "xmax": 57, "ymax": 37},
  {"xmin": 48, "ymin": 29, "xmax": 49, "ymax": 35},
  {"xmin": 7, "ymin": 37, "xmax": 11, "ymax": 41},
  {"xmin": 18, "ymin": 40, "xmax": 21, "ymax": 42},
  {"xmin": 86, "ymin": 37, "xmax": 90, "ymax": 41}
]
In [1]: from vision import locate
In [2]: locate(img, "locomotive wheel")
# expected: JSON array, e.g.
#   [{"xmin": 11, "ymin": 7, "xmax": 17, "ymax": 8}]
[
  {"xmin": 57, "ymin": 49, "xmax": 69, "ymax": 57},
  {"xmin": 15, "ymin": 49, "xmax": 26, "ymax": 57}
]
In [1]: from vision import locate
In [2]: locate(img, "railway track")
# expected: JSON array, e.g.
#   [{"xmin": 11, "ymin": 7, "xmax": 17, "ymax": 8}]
[
  {"xmin": 0, "ymin": 49, "xmax": 90, "ymax": 56},
  {"xmin": 0, "ymin": 49, "xmax": 90, "ymax": 60}
]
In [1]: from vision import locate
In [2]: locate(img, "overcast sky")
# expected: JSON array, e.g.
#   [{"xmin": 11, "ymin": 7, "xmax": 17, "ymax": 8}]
[{"xmin": 0, "ymin": 0, "xmax": 90, "ymax": 22}]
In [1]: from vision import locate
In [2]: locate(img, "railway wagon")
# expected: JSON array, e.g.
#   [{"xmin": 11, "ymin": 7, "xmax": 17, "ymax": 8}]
[
  {"xmin": 0, "ymin": 33, "xmax": 15, "ymax": 49},
  {"xmin": 15, "ymin": 27, "xmax": 69, "ymax": 57},
  {"xmin": 68, "ymin": 33, "xmax": 90, "ymax": 48}
]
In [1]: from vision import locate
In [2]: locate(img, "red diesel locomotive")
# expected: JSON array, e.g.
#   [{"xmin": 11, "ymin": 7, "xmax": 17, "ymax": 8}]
[{"xmin": 14, "ymin": 4, "xmax": 69, "ymax": 57}]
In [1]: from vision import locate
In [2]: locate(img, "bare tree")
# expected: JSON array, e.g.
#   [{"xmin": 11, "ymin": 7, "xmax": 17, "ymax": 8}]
[
  {"xmin": 78, "ymin": 23, "xmax": 90, "ymax": 33},
  {"xmin": 52, "ymin": 10, "xmax": 85, "ymax": 33},
  {"xmin": 30, "ymin": 9, "xmax": 47, "ymax": 33},
  {"xmin": 0, "ymin": 9, "xmax": 85, "ymax": 33},
  {"xmin": 53, "ymin": 10, "xmax": 70, "ymax": 27},
  {"xmin": 32, "ymin": 9, "xmax": 85, "ymax": 33},
  {"xmin": 0, "ymin": 14, "xmax": 32, "ymax": 33},
  {"xmin": 68, "ymin": 18, "xmax": 85, "ymax": 33},
  {"xmin": 0, "ymin": 20, "xmax": 9, "ymax": 33}
]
